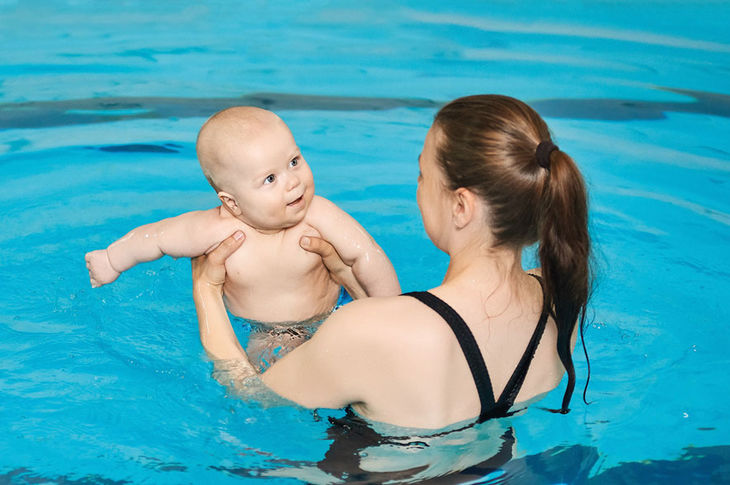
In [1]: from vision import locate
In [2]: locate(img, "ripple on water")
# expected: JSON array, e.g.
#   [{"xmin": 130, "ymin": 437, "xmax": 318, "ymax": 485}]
[{"xmin": 3, "ymin": 317, "xmax": 81, "ymax": 334}]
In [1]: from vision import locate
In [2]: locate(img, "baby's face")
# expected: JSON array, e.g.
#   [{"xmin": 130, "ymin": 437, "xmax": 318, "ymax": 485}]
[{"xmin": 225, "ymin": 122, "xmax": 314, "ymax": 232}]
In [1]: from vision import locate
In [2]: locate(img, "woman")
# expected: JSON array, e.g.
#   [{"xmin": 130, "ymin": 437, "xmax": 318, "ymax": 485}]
[{"xmin": 192, "ymin": 94, "xmax": 591, "ymax": 429}]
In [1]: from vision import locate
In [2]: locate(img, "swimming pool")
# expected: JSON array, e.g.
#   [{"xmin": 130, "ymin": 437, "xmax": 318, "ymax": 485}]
[{"xmin": 1, "ymin": 0, "xmax": 729, "ymax": 483}]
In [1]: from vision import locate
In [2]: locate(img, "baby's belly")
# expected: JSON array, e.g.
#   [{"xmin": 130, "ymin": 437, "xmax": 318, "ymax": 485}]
[
  {"xmin": 223, "ymin": 270, "xmax": 341, "ymax": 323},
  {"xmin": 220, "ymin": 222, "xmax": 340, "ymax": 323}
]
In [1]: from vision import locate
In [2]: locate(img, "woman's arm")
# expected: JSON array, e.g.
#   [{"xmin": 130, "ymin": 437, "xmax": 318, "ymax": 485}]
[
  {"xmin": 192, "ymin": 232, "xmax": 371, "ymax": 409},
  {"xmin": 191, "ymin": 230, "xmax": 254, "ymax": 370}
]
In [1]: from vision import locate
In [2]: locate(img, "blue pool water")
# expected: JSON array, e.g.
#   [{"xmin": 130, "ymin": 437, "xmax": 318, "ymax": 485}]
[{"xmin": 1, "ymin": 1, "xmax": 729, "ymax": 483}]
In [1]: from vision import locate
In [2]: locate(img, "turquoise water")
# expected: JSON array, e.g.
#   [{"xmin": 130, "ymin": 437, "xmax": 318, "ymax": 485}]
[{"xmin": 1, "ymin": 1, "xmax": 729, "ymax": 483}]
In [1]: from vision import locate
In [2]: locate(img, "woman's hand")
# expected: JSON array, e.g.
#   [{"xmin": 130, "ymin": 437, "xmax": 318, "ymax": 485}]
[
  {"xmin": 192, "ymin": 230, "xmax": 245, "ymax": 291},
  {"xmin": 299, "ymin": 235, "xmax": 368, "ymax": 299},
  {"xmin": 191, "ymin": 230, "xmax": 249, "ymax": 364}
]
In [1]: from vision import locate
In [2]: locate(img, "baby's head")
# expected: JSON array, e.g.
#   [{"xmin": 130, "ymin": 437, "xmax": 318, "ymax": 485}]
[{"xmin": 196, "ymin": 107, "xmax": 315, "ymax": 232}]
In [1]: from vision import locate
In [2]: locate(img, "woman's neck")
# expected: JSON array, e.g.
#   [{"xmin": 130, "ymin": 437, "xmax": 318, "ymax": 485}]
[{"xmin": 442, "ymin": 241, "xmax": 525, "ymax": 294}]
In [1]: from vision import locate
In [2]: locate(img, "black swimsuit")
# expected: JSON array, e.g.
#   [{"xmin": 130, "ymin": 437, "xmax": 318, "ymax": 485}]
[
  {"xmin": 403, "ymin": 274, "xmax": 549, "ymax": 422},
  {"xmin": 314, "ymin": 280, "xmax": 547, "ymax": 480}
]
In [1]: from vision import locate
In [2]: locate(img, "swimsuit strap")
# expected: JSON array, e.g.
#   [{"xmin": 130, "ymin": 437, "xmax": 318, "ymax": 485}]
[
  {"xmin": 494, "ymin": 274, "xmax": 550, "ymax": 410},
  {"xmin": 403, "ymin": 291, "xmax": 496, "ymax": 421},
  {"xmin": 403, "ymin": 274, "xmax": 550, "ymax": 422}
]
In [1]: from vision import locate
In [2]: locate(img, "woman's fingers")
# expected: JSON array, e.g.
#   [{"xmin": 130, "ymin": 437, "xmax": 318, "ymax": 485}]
[
  {"xmin": 300, "ymin": 235, "xmax": 367, "ymax": 299},
  {"xmin": 300, "ymin": 235, "xmax": 346, "ymax": 274},
  {"xmin": 208, "ymin": 231, "xmax": 245, "ymax": 265},
  {"xmin": 192, "ymin": 231, "xmax": 245, "ymax": 286},
  {"xmin": 300, "ymin": 235, "xmax": 336, "ymax": 258}
]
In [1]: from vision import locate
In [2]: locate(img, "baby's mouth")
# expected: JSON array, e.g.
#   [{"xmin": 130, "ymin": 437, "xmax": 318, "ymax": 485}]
[{"xmin": 287, "ymin": 195, "xmax": 304, "ymax": 206}]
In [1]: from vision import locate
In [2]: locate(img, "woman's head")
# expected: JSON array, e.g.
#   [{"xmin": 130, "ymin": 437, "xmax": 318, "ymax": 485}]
[
  {"xmin": 433, "ymin": 94, "xmax": 553, "ymax": 249},
  {"xmin": 432, "ymin": 94, "xmax": 591, "ymax": 412}
]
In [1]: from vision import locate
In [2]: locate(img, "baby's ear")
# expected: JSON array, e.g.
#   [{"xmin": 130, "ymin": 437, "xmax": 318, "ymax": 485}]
[{"xmin": 218, "ymin": 191, "xmax": 242, "ymax": 216}]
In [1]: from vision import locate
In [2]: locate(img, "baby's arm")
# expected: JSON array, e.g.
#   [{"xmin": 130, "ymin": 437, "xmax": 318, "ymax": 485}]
[
  {"xmin": 307, "ymin": 196, "xmax": 400, "ymax": 297},
  {"xmin": 85, "ymin": 207, "xmax": 234, "ymax": 287}
]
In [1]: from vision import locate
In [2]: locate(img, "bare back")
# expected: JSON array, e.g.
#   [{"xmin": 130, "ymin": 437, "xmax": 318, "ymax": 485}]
[
  {"xmin": 353, "ymin": 278, "xmax": 563, "ymax": 427},
  {"xmin": 263, "ymin": 272, "xmax": 566, "ymax": 429}
]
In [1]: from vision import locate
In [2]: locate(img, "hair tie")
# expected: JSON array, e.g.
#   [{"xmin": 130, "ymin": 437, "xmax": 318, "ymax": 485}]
[{"xmin": 535, "ymin": 141, "xmax": 558, "ymax": 170}]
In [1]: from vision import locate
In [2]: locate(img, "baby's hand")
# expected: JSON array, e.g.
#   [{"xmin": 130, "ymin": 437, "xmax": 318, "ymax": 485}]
[{"xmin": 85, "ymin": 249, "xmax": 120, "ymax": 288}]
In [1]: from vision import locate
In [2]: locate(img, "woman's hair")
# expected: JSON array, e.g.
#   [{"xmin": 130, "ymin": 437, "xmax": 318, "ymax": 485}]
[{"xmin": 433, "ymin": 94, "xmax": 591, "ymax": 412}]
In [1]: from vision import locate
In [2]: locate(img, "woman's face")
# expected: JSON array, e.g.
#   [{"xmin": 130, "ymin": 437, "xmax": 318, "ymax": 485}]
[{"xmin": 417, "ymin": 125, "xmax": 452, "ymax": 251}]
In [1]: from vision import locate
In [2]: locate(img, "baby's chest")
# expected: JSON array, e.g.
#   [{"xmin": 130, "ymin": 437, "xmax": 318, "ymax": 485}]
[{"xmin": 223, "ymin": 227, "xmax": 323, "ymax": 284}]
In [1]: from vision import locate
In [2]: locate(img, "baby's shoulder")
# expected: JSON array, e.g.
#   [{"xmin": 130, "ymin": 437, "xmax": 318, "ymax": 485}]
[
  {"xmin": 307, "ymin": 195, "xmax": 337, "ymax": 213},
  {"xmin": 305, "ymin": 195, "xmax": 353, "ymax": 227},
  {"xmin": 189, "ymin": 206, "xmax": 249, "ymax": 245},
  {"xmin": 176, "ymin": 206, "xmax": 231, "ymax": 223},
  {"xmin": 204, "ymin": 206, "xmax": 245, "ymax": 227}
]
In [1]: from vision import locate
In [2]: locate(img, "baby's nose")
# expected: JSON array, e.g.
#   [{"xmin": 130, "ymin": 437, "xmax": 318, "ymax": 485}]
[{"xmin": 287, "ymin": 174, "xmax": 301, "ymax": 190}]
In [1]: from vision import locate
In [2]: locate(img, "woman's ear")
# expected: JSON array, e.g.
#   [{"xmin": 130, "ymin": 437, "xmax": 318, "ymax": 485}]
[
  {"xmin": 452, "ymin": 187, "xmax": 477, "ymax": 229},
  {"xmin": 218, "ymin": 192, "xmax": 242, "ymax": 216}
]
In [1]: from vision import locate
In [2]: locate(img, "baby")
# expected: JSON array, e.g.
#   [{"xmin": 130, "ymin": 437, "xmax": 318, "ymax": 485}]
[{"xmin": 85, "ymin": 107, "xmax": 400, "ymax": 366}]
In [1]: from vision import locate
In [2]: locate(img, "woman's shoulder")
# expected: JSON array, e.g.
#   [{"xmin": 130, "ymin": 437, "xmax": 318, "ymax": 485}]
[
  {"xmin": 325, "ymin": 294, "xmax": 428, "ymax": 326},
  {"xmin": 316, "ymin": 294, "xmax": 453, "ymax": 350},
  {"xmin": 337, "ymin": 293, "xmax": 446, "ymax": 319}
]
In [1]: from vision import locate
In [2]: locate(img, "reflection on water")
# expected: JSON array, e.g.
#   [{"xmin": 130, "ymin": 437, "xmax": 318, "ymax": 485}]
[
  {"xmin": 0, "ymin": 93, "xmax": 440, "ymax": 129},
  {"xmin": 316, "ymin": 411, "xmax": 513, "ymax": 484},
  {"xmin": 2, "ymin": 86, "xmax": 727, "ymax": 132},
  {"xmin": 215, "ymin": 410, "xmax": 516, "ymax": 484},
  {"xmin": 531, "ymin": 87, "xmax": 730, "ymax": 121},
  {"xmin": 208, "ymin": 410, "xmax": 730, "ymax": 485},
  {"xmin": 406, "ymin": 11, "xmax": 730, "ymax": 54},
  {"xmin": 4, "ymin": 442, "xmax": 727, "ymax": 484}
]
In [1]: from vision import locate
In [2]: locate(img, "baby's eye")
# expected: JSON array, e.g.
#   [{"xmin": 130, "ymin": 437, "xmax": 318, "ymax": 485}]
[
  {"xmin": 264, "ymin": 174, "xmax": 276, "ymax": 185},
  {"xmin": 289, "ymin": 157, "xmax": 299, "ymax": 168}
]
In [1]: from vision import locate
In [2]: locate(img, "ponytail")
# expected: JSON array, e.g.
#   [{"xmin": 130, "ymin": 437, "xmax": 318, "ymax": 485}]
[
  {"xmin": 538, "ymin": 148, "xmax": 591, "ymax": 413},
  {"xmin": 434, "ymin": 95, "xmax": 592, "ymax": 413}
]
